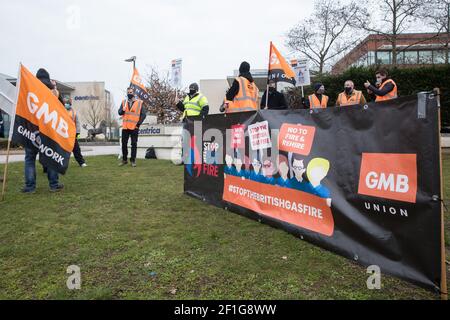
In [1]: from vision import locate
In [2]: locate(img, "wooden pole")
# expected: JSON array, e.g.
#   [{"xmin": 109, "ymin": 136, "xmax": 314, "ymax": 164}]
[
  {"xmin": 265, "ymin": 41, "xmax": 272, "ymax": 110},
  {"xmin": 436, "ymin": 88, "xmax": 448, "ymax": 300},
  {"xmin": 1, "ymin": 138, "xmax": 12, "ymax": 202}
]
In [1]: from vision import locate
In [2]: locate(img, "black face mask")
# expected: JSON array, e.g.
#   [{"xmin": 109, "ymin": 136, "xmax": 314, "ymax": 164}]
[
  {"xmin": 269, "ymin": 87, "xmax": 276, "ymax": 93},
  {"xmin": 127, "ymin": 93, "xmax": 134, "ymax": 99},
  {"xmin": 189, "ymin": 90, "xmax": 197, "ymax": 96},
  {"xmin": 345, "ymin": 87, "xmax": 353, "ymax": 94}
]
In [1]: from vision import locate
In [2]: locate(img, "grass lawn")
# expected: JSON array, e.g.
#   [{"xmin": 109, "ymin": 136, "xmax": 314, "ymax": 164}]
[{"xmin": 0, "ymin": 154, "xmax": 449, "ymax": 300}]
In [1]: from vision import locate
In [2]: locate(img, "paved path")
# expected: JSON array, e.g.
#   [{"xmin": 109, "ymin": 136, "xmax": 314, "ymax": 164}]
[{"xmin": 0, "ymin": 145, "xmax": 120, "ymax": 164}]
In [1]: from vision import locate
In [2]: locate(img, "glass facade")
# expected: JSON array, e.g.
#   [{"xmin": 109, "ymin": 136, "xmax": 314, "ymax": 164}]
[
  {"xmin": 418, "ymin": 51, "xmax": 433, "ymax": 64},
  {"xmin": 350, "ymin": 50, "xmax": 448, "ymax": 68}
]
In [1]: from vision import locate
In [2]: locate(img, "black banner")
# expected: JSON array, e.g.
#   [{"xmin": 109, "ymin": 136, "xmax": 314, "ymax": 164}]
[
  {"xmin": 12, "ymin": 115, "xmax": 71, "ymax": 174},
  {"xmin": 184, "ymin": 95, "xmax": 443, "ymax": 293}
]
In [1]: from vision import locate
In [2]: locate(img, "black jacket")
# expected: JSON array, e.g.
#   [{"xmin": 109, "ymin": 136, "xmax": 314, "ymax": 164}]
[
  {"xmin": 367, "ymin": 80, "xmax": 395, "ymax": 98},
  {"xmin": 118, "ymin": 99, "xmax": 147, "ymax": 128},
  {"xmin": 226, "ymin": 72, "xmax": 255, "ymax": 101},
  {"xmin": 261, "ymin": 89, "xmax": 288, "ymax": 110}
]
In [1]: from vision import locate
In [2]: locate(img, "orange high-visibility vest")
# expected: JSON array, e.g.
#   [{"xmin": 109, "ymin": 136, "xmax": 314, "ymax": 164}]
[
  {"xmin": 308, "ymin": 94, "xmax": 328, "ymax": 109},
  {"xmin": 227, "ymin": 76, "xmax": 259, "ymax": 113},
  {"xmin": 375, "ymin": 79, "xmax": 398, "ymax": 102},
  {"xmin": 122, "ymin": 99, "xmax": 143, "ymax": 130},
  {"xmin": 337, "ymin": 90, "xmax": 362, "ymax": 107}
]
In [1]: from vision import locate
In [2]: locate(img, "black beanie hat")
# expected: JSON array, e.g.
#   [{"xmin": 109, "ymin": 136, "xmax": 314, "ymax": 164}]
[
  {"xmin": 239, "ymin": 61, "xmax": 250, "ymax": 74},
  {"xmin": 314, "ymin": 83, "xmax": 323, "ymax": 92},
  {"xmin": 36, "ymin": 68, "xmax": 54, "ymax": 90}
]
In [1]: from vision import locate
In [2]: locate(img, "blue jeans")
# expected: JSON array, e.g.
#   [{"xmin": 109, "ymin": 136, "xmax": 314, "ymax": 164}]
[{"xmin": 24, "ymin": 148, "xmax": 59, "ymax": 190}]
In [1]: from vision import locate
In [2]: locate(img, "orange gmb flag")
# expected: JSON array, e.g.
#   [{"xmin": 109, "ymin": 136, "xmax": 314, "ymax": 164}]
[
  {"xmin": 11, "ymin": 64, "xmax": 76, "ymax": 174},
  {"xmin": 268, "ymin": 42, "xmax": 296, "ymax": 85},
  {"xmin": 130, "ymin": 67, "xmax": 151, "ymax": 104}
]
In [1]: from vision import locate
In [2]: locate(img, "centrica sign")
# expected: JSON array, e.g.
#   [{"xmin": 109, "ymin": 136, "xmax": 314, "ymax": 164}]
[{"xmin": 74, "ymin": 95, "xmax": 100, "ymax": 101}]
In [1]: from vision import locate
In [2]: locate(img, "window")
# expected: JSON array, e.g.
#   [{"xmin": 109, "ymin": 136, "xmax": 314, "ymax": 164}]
[
  {"xmin": 396, "ymin": 52, "xmax": 404, "ymax": 64},
  {"xmin": 367, "ymin": 51, "xmax": 376, "ymax": 65},
  {"xmin": 404, "ymin": 51, "xmax": 418, "ymax": 64},
  {"xmin": 418, "ymin": 51, "xmax": 433, "ymax": 64},
  {"xmin": 433, "ymin": 50, "xmax": 448, "ymax": 64},
  {"xmin": 376, "ymin": 51, "xmax": 391, "ymax": 64}
]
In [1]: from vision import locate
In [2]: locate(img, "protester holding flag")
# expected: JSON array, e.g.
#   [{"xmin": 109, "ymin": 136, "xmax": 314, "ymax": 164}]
[
  {"xmin": 176, "ymin": 83, "xmax": 209, "ymax": 119},
  {"xmin": 64, "ymin": 97, "xmax": 87, "ymax": 167},
  {"xmin": 336, "ymin": 80, "xmax": 366, "ymax": 107},
  {"xmin": 221, "ymin": 62, "xmax": 259, "ymax": 113},
  {"xmin": 260, "ymin": 80, "xmax": 288, "ymax": 110},
  {"xmin": 303, "ymin": 83, "xmax": 329, "ymax": 109},
  {"xmin": 18, "ymin": 67, "xmax": 74, "ymax": 193},
  {"xmin": 118, "ymin": 87, "xmax": 146, "ymax": 167}
]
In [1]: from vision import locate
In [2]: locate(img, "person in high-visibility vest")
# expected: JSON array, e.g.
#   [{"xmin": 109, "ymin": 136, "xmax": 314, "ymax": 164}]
[
  {"xmin": 64, "ymin": 97, "xmax": 87, "ymax": 167},
  {"xmin": 303, "ymin": 83, "xmax": 329, "ymax": 109},
  {"xmin": 118, "ymin": 87, "xmax": 146, "ymax": 167},
  {"xmin": 336, "ymin": 80, "xmax": 366, "ymax": 107},
  {"xmin": 176, "ymin": 83, "xmax": 209, "ymax": 119},
  {"xmin": 221, "ymin": 61, "xmax": 259, "ymax": 113},
  {"xmin": 364, "ymin": 69, "xmax": 398, "ymax": 102}
]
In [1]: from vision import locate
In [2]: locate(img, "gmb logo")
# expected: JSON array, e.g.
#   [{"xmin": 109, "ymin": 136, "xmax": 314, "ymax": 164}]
[{"xmin": 358, "ymin": 153, "xmax": 417, "ymax": 203}]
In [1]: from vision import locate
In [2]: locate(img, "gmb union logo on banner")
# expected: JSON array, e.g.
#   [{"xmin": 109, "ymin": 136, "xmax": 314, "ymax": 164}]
[{"xmin": 358, "ymin": 153, "xmax": 417, "ymax": 203}]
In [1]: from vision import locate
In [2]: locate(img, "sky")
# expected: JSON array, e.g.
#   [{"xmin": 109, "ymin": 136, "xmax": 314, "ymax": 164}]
[{"xmin": 0, "ymin": 0, "xmax": 315, "ymax": 105}]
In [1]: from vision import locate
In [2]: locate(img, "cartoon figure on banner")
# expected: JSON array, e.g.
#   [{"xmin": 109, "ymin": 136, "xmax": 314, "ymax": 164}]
[
  {"xmin": 276, "ymin": 155, "xmax": 291, "ymax": 188},
  {"xmin": 289, "ymin": 156, "xmax": 308, "ymax": 191},
  {"xmin": 262, "ymin": 159, "xmax": 276, "ymax": 185},
  {"xmin": 224, "ymin": 150, "xmax": 248, "ymax": 179},
  {"xmin": 305, "ymin": 158, "xmax": 332, "ymax": 207}
]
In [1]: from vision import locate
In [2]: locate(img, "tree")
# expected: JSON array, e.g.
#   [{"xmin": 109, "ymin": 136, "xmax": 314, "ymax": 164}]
[
  {"xmin": 286, "ymin": 0, "xmax": 367, "ymax": 74},
  {"xmin": 422, "ymin": 0, "xmax": 450, "ymax": 64},
  {"xmin": 105, "ymin": 93, "xmax": 119, "ymax": 140},
  {"xmin": 144, "ymin": 67, "xmax": 183, "ymax": 124},
  {"xmin": 358, "ymin": 0, "xmax": 428, "ymax": 65},
  {"xmin": 81, "ymin": 83, "xmax": 107, "ymax": 131}
]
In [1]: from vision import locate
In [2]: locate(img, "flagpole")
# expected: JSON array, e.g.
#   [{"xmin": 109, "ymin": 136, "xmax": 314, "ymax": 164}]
[
  {"xmin": 1, "ymin": 139, "xmax": 11, "ymax": 202},
  {"xmin": 265, "ymin": 41, "xmax": 272, "ymax": 110},
  {"xmin": 1, "ymin": 63, "xmax": 21, "ymax": 202},
  {"xmin": 301, "ymin": 85, "xmax": 304, "ymax": 98}
]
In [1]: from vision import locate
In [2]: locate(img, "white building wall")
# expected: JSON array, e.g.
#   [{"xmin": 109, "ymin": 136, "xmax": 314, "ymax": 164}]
[{"xmin": 65, "ymin": 81, "xmax": 108, "ymax": 138}]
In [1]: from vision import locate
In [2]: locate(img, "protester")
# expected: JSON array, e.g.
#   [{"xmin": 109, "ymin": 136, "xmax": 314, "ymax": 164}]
[
  {"xmin": 336, "ymin": 80, "xmax": 367, "ymax": 107},
  {"xmin": 303, "ymin": 83, "xmax": 329, "ymax": 109},
  {"xmin": 176, "ymin": 83, "xmax": 209, "ymax": 119},
  {"xmin": 0, "ymin": 109, "xmax": 4, "ymax": 138},
  {"xmin": 221, "ymin": 61, "xmax": 259, "ymax": 113},
  {"xmin": 118, "ymin": 87, "xmax": 146, "ymax": 167},
  {"xmin": 64, "ymin": 97, "xmax": 87, "ymax": 167},
  {"xmin": 261, "ymin": 80, "xmax": 288, "ymax": 110},
  {"xmin": 22, "ymin": 68, "xmax": 64, "ymax": 194},
  {"xmin": 364, "ymin": 69, "xmax": 398, "ymax": 102}
]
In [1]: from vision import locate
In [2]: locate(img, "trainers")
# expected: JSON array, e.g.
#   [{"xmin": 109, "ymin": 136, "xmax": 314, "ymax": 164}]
[
  {"xmin": 81, "ymin": 163, "xmax": 88, "ymax": 168},
  {"xmin": 21, "ymin": 187, "xmax": 36, "ymax": 194},
  {"xmin": 50, "ymin": 184, "xmax": 64, "ymax": 193},
  {"xmin": 131, "ymin": 161, "xmax": 137, "ymax": 167},
  {"xmin": 119, "ymin": 161, "xmax": 128, "ymax": 167}
]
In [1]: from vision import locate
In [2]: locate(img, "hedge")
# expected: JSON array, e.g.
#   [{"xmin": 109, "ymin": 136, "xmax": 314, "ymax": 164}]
[{"xmin": 285, "ymin": 65, "xmax": 450, "ymax": 128}]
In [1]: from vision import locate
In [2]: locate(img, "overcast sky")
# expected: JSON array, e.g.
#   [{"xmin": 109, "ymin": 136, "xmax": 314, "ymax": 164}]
[{"xmin": 0, "ymin": 0, "xmax": 315, "ymax": 105}]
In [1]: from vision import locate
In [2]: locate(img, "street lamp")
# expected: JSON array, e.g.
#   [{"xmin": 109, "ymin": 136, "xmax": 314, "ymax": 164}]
[{"xmin": 125, "ymin": 56, "xmax": 136, "ymax": 69}]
